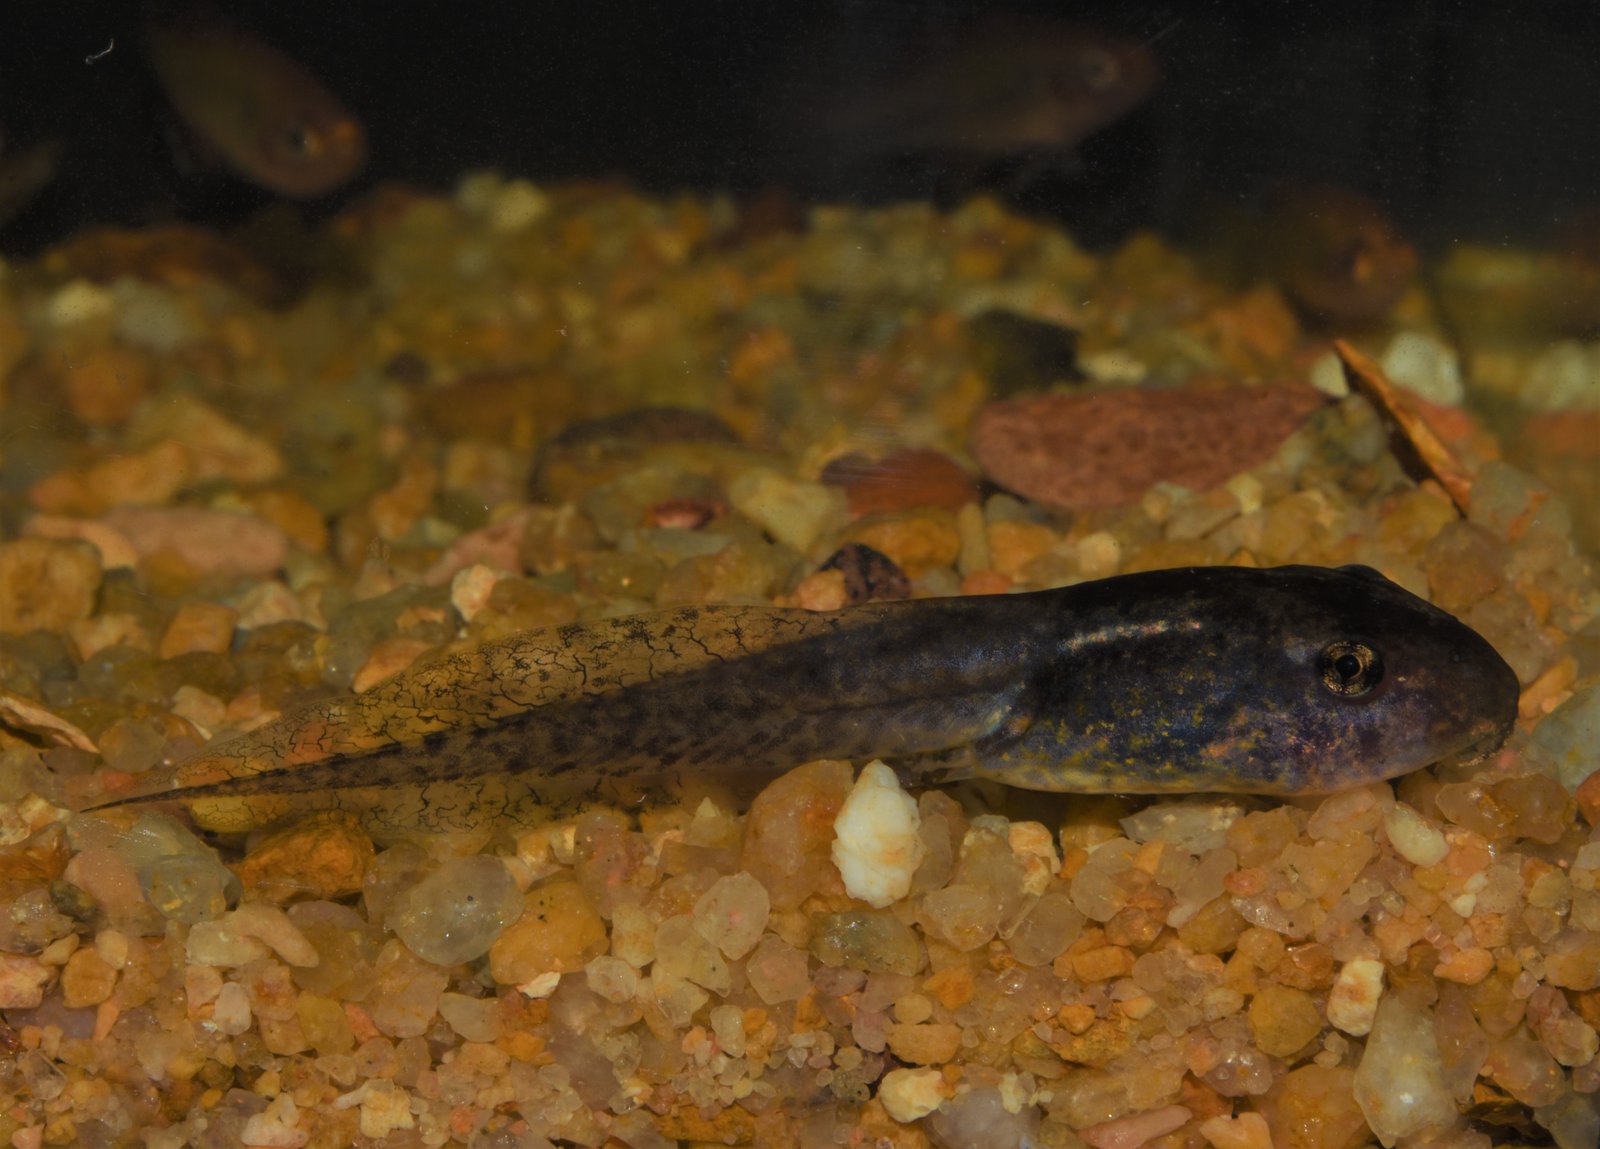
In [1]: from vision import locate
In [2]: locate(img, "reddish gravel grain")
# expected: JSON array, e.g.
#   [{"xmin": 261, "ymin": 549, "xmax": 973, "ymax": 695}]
[{"xmin": 971, "ymin": 384, "xmax": 1326, "ymax": 512}]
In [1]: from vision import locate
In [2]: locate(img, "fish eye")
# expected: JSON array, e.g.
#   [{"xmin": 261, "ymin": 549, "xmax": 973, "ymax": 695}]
[
  {"xmin": 283, "ymin": 124, "xmax": 322, "ymax": 159},
  {"xmin": 1077, "ymin": 49, "xmax": 1120, "ymax": 90},
  {"xmin": 1318, "ymin": 640, "xmax": 1383, "ymax": 697}
]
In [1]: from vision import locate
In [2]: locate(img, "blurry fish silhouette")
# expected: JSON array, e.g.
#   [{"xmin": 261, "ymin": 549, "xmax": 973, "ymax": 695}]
[
  {"xmin": 811, "ymin": 14, "xmax": 1160, "ymax": 183},
  {"xmin": 145, "ymin": 17, "xmax": 366, "ymax": 198},
  {"xmin": 0, "ymin": 135, "xmax": 61, "ymax": 233},
  {"xmin": 1260, "ymin": 183, "xmax": 1418, "ymax": 327}
]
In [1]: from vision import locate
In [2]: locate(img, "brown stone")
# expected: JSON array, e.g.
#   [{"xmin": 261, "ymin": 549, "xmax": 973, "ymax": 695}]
[
  {"xmin": 0, "ymin": 538, "xmax": 102, "ymax": 634},
  {"xmin": 235, "ymin": 813, "xmax": 376, "ymax": 902}
]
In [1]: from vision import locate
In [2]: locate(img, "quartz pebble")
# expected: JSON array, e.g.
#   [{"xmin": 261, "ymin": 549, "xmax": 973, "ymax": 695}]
[
  {"xmin": 387, "ymin": 854, "xmax": 523, "ymax": 966},
  {"xmin": 1353, "ymin": 994, "xmax": 1457, "ymax": 1145},
  {"xmin": 691, "ymin": 871, "xmax": 770, "ymax": 959}
]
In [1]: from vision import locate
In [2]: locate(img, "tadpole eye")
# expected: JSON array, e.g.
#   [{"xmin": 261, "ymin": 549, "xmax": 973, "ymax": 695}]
[{"xmin": 1319, "ymin": 640, "xmax": 1383, "ymax": 697}]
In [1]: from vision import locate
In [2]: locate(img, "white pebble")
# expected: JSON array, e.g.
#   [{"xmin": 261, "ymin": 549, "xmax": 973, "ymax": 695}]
[
  {"xmin": 1309, "ymin": 350, "xmax": 1351, "ymax": 397},
  {"xmin": 832, "ymin": 762, "xmax": 924, "ymax": 908},
  {"xmin": 517, "ymin": 971, "xmax": 561, "ymax": 999},
  {"xmin": 878, "ymin": 1067, "xmax": 947, "ymax": 1123},
  {"xmin": 1381, "ymin": 332, "xmax": 1463, "ymax": 405},
  {"xmin": 1327, "ymin": 958, "xmax": 1386, "ymax": 1036},
  {"xmin": 1384, "ymin": 803, "xmax": 1449, "ymax": 867}
]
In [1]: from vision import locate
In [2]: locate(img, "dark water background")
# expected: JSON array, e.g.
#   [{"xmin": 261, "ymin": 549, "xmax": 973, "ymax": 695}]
[{"xmin": 2, "ymin": 0, "xmax": 1596, "ymax": 253}]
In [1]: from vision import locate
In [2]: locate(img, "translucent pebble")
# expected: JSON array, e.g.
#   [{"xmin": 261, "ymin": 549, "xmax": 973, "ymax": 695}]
[
  {"xmin": 1484, "ymin": 1032, "xmax": 1566, "ymax": 1107},
  {"xmin": 920, "ymin": 884, "xmax": 999, "ymax": 952},
  {"xmin": 186, "ymin": 919, "xmax": 270, "ymax": 969},
  {"xmin": 112, "ymin": 812, "xmax": 237, "ymax": 924},
  {"xmin": 810, "ymin": 909, "xmax": 923, "ymax": 975},
  {"xmin": 1534, "ymin": 681, "xmax": 1600, "ymax": 791},
  {"xmin": 1307, "ymin": 784, "xmax": 1392, "ymax": 840},
  {"xmin": 437, "ymin": 992, "xmax": 501, "ymax": 1043},
  {"xmin": 285, "ymin": 902, "xmax": 384, "ymax": 999},
  {"xmin": 1535, "ymin": 1090, "xmax": 1600, "ymax": 1149},
  {"xmin": 366, "ymin": 941, "xmax": 448, "ymax": 1039},
  {"xmin": 927, "ymin": 1086, "xmax": 1040, "ymax": 1149},
  {"xmin": 1121, "ymin": 801, "xmax": 1242, "ymax": 853},
  {"xmin": 1168, "ymin": 848, "xmax": 1238, "ymax": 929},
  {"xmin": 212, "ymin": 982, "xmax": 252, "ymax": 1036},
  {"xmin": 1007, "ymin": 891, "xmax": 1085, "ymax": 967},
  {"xmin": 652, "ymin": 913, "xmax": 730, "ymax": 994},
  {"xmin": 745, "ymin": 935, "xmax": 811, "ymax": 1005},
  {"xmin": 727, "ymin": 467, "xmax": 846, "ymax": 553},
  {"xmin": 146, "ymin": 856, "xmax": 231, "ymax": 926},
  {"xmin": 1496, "ymin": 773, "xmax": 1576, "ymax": 844},
  {"xmin": 692, "ymin": 872, "xmax": 770, "ymax": 960},
  {"xmin": 1463, "ymin": 589, "xmax": 1554, "ymax": 684},
  {"xmin": 709, "ymin": 1003, "xmax": 746, "ymax": 1058},
  {"xmin": 1202, "ymin": 1041, "xmax": 1277, "ymax": 1098},
  {"xmin": 387, "ymin": 855, "xmax": 522, "ymax": 966},
  {"xmin": 362, "ymin": 844, "xmax": 432, "ymax": 924},
  {"xmin": 741, "ymin": 760, "xmax": 854, "ymax": 911},
  {"xmin": 1469, "ymin": 461, "xmax": 1568, "ymax": 540},
  {"xmin": 1421, "ymin": 521, "xmax": 1505, "ymax": 613},
  {"xmin": 584, "ymin": 956, "xmax": 639, "ymax": 1004},
  {"xmin": 226, "ymin": 903, "xmax": 319, "ymax": 967},
  {"xmin": 1352, "ymin": 994, "xmax": 1456, "ymax": 1144},
  {"xmin": 488, "ymin": 881, "xmax": 608, "ymax": 986},
  {"xmin": 1069, "ymin": 839, "xmax": 1139, "ymax": 923}
]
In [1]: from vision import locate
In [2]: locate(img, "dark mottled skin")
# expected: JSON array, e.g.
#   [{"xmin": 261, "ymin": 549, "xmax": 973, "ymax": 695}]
[{"xmin": 85, "ymin": 565, "xmax": 1518, "ymax": 830}]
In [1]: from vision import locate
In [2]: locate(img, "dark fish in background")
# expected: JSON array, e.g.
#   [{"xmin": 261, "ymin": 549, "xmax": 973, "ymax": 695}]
[
  {"xmin": 0, "ymin": 136, "xmax": 61, "ymax": 233},
  {"xmin": 145, "ymin": 19, "xmax": 366, "ymax": 198},
  {"xmin": 1259, "ymin": 183, "xmax": 1418, "ymax": 327},
  {"xmin": 814, "ymin": 15, "xmax": 1159, "ymax": 169}
]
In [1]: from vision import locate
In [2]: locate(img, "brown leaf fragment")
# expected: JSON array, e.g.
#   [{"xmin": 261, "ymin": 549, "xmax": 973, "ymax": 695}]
[
  {"xmin": 821, "ymin": 448, "xmax": 979, "ymax": 518},
  {"xmin": 0, "ymin": 688, "xmax": 98, "ymax": 752},
  {"xmin": 1335, "ymin": 338, "xmax": 1474, "ymax": 514},
  {"xmin": 971, "ymin": 383, "xmax": 1325, "ymax": 512}
]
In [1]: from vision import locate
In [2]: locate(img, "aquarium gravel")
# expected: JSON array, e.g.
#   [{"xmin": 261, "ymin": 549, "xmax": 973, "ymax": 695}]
[{"xmin": 0, "ymin": 173, "xmax": 1597, "ymax": 1148}]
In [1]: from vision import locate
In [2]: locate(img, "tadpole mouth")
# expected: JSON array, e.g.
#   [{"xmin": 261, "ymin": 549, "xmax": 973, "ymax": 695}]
[{"xmin": 1434, "ymin": 709, "xmax": 1517, "ymax": 771}]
